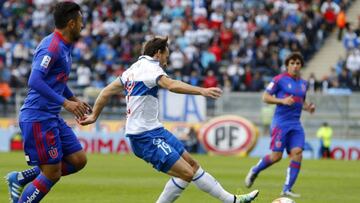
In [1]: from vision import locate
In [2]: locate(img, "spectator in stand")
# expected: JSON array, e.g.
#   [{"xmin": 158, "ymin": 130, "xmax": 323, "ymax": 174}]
[
  {"xmin": 243, "ymin": 65, "xmax": 253, "ymax": 91},
  {"xmin": 0, "ymin": 77, "xmax": 12, "ymax": 116},
  {"xmin": 354, "ymin": 16, "xmax": 360, "ymax": 37},
  {"xmin": 188, "ymin": 70, "xmax": 200, "ymax": 86},
  {"xmin": 321, "ymin": 0, "xmax": 340, "ymax": 32},
  {"xmin": 308, "ymin": 73, "xmax": 318, "ymax": 93},
  {"xmin": 338, "ymin": 68, "xmax": 352, "ymax": 89},
  {"xmin": 0, "ymin": 0, "xmax": 352, "ymax": 103},
  {"xmin": 77, "ymin": 62, "xmax": 92, "ymax": 89},
  {"xmin": 346, "ymin": 49, "xmax": 360, "ymax": 89},
  {"xmin": 169, "ymin": 45, "xmax": 185, "ymax": 72},
  {"xmin": 250, "ymin": 72, "xmax": 264, "ymax": 92},
  {"xmin": 336, "ymin": 6, "xmax": 347, "ymax": 41},
  {"xmin": 328, "ymin": 67, "xmax": 339, "ymax": 88},
  {"xmin": 343, "ymin": 24, "xmax": 360, "ymax": 52},
  {"xmin": 203, "ymin": 69, "xmax": 218, "ymax": 88}
]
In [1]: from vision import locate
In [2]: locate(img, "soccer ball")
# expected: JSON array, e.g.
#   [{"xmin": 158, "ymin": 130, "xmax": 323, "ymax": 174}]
[{"xmin": 272, "ymin": 197, "xmax": 295, "ymax": 203}]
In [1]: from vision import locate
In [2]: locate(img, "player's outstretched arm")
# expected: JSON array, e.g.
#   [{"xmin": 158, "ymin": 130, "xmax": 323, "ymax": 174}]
[
  {"xmin": 78, "ymin": 78, "xmax": 123, "ymax": 125},
  {"xmin": 157, "ymin": 75, "xmax": 222, "ymax": 99},
  {"xmin": 263, "ymin": 92, "xmax": 294, "ymax": 106}
]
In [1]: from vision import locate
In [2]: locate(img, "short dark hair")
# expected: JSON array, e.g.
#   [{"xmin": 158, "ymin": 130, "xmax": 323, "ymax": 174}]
[
  {"xmin": 284, "ymin": 52, "xmax": 304, "ymax": 67},
  {"xmin": 53, "ymin": 2, "xmax": 81, "ymax": 29},
  {"xmin": 143, "ymin": 37, "xmax": 168, "ymax": 57}
]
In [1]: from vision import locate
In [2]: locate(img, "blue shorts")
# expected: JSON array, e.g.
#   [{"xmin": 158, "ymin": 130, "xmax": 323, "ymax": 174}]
[
  {"xmin": 19, "ymin": 118, "xmax": 83, "ymax": 166},
  {"xmin": 270, "ymin": 124, "xmax": 305, "ymax": 153},
  {"xmin": 127, "ymin": 128, "xmax": 185, "ymax": 173}
]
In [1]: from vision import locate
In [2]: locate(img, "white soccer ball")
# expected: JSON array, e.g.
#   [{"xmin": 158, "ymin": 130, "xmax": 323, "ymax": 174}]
[{"xmin": 272, "ymin": 197, "xmax": 295, "ymax": 203}]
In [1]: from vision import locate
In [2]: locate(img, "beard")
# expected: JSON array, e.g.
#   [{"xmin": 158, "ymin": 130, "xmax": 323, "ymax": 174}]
[{"xmin": 70, "ymin": 29, "xmax": 81, "ymax": 42}]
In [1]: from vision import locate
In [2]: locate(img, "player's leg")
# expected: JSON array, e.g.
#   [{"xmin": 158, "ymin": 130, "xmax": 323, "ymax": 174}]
[
  {"xmin": 61, "ymin": 150, "xmax": 87, "ymax": 175},
  {"xmin": 324, "ymin": 147, "xmax": 331, "ymax": 158},
  {"xmin": 245, "ymin": 126, "xmax": 286, "ymax": 188},
  {"xmin": 17, "ymin": 121, "xmax": 63, "ymax": 202},
  {"xmin": 155, "ymin": 129, "xmax": 192, "ymax": 203},
  {"xmin": 180, "ymin": 151, "xmax": 259, "ymax": 203},
  {"xmin": 59, "ymin": 118, "xmax": 87, "ymax": 176},
  {"xmin": 6, "ymin": 118, "xmax": 87, "ymax": 194},
  {"xmin": 281, "ymin": 126, "xmax": 304, "ymax": 198},
  {"xmin": 156, "ymin": 157, "xmax": 193, "ymax": 203},
  {"xmin": 19, "ymin": 164, "xmax": 61, "ymax": 202},
  {"xmin": 159, "ymin": 129, "xmax": 259, "ymax": 203}
]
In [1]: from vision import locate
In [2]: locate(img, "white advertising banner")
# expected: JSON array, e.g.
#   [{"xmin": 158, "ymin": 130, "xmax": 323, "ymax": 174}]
[{"xmin": 158, "ymin": 89, "xmax": 206, "ymax": 122}]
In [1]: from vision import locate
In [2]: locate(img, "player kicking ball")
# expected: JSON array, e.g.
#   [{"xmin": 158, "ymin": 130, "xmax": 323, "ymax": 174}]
[
  {"xmin": 245, "ymin": 52, "xmax": 315, "ymax": 198},
  {"xmin": 79, "ymin": 36, "xmax": 259, "ymax": 203}
]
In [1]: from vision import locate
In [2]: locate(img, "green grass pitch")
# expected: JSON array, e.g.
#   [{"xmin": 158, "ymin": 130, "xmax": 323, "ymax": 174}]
[{"xmin": 1, "ymin": 152, "xmax": 359, "ymax": 203}]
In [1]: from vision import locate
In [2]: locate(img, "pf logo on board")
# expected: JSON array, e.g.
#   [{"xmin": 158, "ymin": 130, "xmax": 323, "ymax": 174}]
[{"xmin": 199, "ymin": 115, "xmax": 258, "ymax": 155}]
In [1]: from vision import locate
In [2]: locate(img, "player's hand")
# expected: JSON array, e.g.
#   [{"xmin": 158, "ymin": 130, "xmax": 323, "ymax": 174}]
[
  {"xmin": 71, "ymin": 97, "xmax": 93, "ymax": 114},
  {"xmin": 63, "ymin": 99, "xmax": 89, "ymax": 119},
  {"xmin": 281, "ymin": 95, "xmax": 295, "ymax": 106},
  {"xmin": 77, "ymin": 114, "xmax": 97, "ymax": 126},
  {"xmin": 78, "ymin": 100, "xmax": 92, "ymax": 114},
  {"xmin": 307, "ymin": 103, "xmax": 316, "ymax": 114},
  {"xmin": 201, "ymin": 87, "xmax": 222, "ymax": 99}
]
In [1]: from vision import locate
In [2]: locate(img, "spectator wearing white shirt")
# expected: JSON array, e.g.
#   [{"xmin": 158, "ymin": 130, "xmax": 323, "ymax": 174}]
[
  {"xmin": 346, "ymin": 49, "xmax": 360, "ymax": 88},
  {"xmin": 77, "ymin": 63, "xmax": 92, "ymax": 89},
  {"xmin": 170, "ymin": 45, "xmax": 185, "ymax": 71}
]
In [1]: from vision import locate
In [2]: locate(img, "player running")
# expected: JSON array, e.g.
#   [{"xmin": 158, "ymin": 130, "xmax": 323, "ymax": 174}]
[
  {"xmin": 244, "ymin": 52, "xmax": 315, "ymax": 198},
  {"xmin": 5, "ymin": 2, "xmax": 91, "ymax": 203},
  {"xmin": 79, "ymin": 36, "xmax": 259, "ymax": 203}
]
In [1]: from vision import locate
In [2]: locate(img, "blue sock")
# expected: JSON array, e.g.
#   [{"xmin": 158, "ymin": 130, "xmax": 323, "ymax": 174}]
[
  {"xmin": 61, "ymin": 160, "xmax": 77, "ymax": 176},
  {"xmin": 283, "ymin": 160, "xmax": 301, "ymax": 192},
  {"xmin": 18, "ymin": 167, "xmax": 41, "ymax": 186},
  {"xmin": 252, "ymin": 155, "xmax": 273, "ymax": 174},
  {"xmin": 19, "ymin": 173, "xmax": 55, "ymax": 203}
]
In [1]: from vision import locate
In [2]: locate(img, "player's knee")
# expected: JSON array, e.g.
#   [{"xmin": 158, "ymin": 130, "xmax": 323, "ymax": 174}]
[
  {"xmin": 182, "ymin": 168, "xmax": 195, "ymax": 182},
  {"xmin": 292, "ymin": 153, "xmax": 303, "ymax": 161},
  {"xmin": 271, "ymin": 154, "xmax": 282, "ymax": 162},
  {"xmin": 75, "ymin": 155, "xmax": 87, "ymax": 171},
  {"xmin": 189, "ymin": 160, "xmax": 199, "ymax": 172},
  {"xmin": 273, "ymin": 157, "xmax": 282, "ymax": 163},
  {"xmin": 43, "ymin": 169, "xmax": 62, "ymax": 182}
]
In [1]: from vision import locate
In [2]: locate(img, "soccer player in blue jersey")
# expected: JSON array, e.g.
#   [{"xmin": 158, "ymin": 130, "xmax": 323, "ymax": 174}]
[
  {"xmin": 5, "ymin": 2, "xmax": 91, "ymax": 203},
  {"xmin": 79, "ymin": 37, "xmax": 259, "ymax": 203},
  {"xmin": 244, "ymin": 52, "xmax": 315, "ymax": 198}
]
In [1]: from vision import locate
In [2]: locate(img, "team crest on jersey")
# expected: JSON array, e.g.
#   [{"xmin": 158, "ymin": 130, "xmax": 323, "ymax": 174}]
[
  {"xmin": 40, "ymin": 55, "xmax": 51, "ymax": 68},
  {"xmin": 276, "ymin": 141, "xmax": 282, "ymax": 148},
  {"xmin": 48, "ymin": 148, "xmax": 58, "ymax": 159},
  {"xmin": 125, "ymin": 75, "xmax": 135, "ymax": 94}
]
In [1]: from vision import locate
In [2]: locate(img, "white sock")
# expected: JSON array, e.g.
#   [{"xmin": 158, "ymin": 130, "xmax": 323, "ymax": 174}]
[
  {"xmin": 192, "ymin": 167, "xmax": 235, "ymax": 203},
  {"xmin": 156, "ymin": 177, "xmax": 189, "ymax": 203}
]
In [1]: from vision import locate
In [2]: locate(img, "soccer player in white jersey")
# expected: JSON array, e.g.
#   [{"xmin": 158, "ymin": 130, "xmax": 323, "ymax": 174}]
[{"xmin": 79, "ymin": 37, "xmax": 259, "ymax": 203}]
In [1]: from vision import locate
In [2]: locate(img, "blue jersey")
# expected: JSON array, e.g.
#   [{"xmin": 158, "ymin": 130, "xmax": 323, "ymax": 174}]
[
  {"xmin": 266, "ymin": 73, "xmax": 308, "ymax": 126},
  {"xmin": 20, "ymin": 31, "xmax": 73, "ymax": 122}
]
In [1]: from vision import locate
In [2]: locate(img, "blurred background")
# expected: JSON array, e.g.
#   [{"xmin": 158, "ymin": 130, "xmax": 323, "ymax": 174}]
[{"xmin": 0, "ymin": 0, "xmax": 359, "ymax": 161}]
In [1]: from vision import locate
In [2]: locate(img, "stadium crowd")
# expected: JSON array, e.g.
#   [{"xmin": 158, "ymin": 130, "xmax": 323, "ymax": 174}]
[
  {"xmin": 308, "ymin": 15, "xmax": 360, "ymax": 93},
  {"xmin": 0, "ymin": 0, "xmax": 355, "ymax": 108}
]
